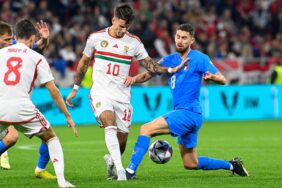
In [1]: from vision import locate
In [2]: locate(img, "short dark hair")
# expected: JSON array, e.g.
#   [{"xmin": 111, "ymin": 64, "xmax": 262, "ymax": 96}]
[
  {"xmin": 15, "ymin": 19, "xmax": 36, "ymax": 39},
  {"xmin": 114, "ymin": 4, "xmax": 135, "ymax": 24},
  {"xmin": 0, "ymin": 21, "xmax": 12, "ymax": 36},
  {"xmin": 177, "ymin": 23, "xmax": 195, "ymax": 37}
]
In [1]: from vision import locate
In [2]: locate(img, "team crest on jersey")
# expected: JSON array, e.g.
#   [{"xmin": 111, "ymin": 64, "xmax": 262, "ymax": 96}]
[
  {"xmin": 95, "ymin": 102, "xmax": 101, "ymax": 108},
  {"xmin": 124, "ymin": 45, "xmax": 129, "ymax": 54},
  {"xmin": 100, "ymin": 40, "xmax": 108, "ymax": 48}
]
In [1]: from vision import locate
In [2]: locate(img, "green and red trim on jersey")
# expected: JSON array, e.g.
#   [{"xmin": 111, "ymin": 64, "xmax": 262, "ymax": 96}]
[{"xmin": 95, "ymin": 50, "xmax": 132, "ymax": 65}]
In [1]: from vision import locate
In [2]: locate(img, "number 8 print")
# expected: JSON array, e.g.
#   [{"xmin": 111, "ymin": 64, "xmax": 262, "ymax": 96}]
[{"xmin": 4, "ymin": 57, "xmax": 23, "ymax": 85}]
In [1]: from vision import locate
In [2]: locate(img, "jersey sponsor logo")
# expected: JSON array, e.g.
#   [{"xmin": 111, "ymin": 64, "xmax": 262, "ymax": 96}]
[{"xmin": 100, "ymin": 40, "xmax": 108, "ymax": 48}]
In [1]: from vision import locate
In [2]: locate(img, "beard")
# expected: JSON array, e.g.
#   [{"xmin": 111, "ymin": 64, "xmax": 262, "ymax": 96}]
[{"xmin": 176, "ymin": 45, "xmax": 189, "ymax": 54}]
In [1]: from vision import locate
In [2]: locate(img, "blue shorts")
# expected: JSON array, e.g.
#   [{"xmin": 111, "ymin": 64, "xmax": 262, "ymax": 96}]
[{"xmin": 163, "ymin": 109, "xmax": 202, "ymax": 149}]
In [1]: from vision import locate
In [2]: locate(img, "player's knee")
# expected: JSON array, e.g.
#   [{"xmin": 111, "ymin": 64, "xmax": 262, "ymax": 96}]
[
  {"xmin": 5, "ymin": 127, "xmax": 19, "ymax": 146},
  {"xmin": 140, "ymin": 124, "xmax": 152, "ymax": 136},
  {"xmin": 183, "ymin": 161, "xmax": 198, "ymax": 170},
  {"xmin": 40, "ymin": 127, "xmax": 56, "ymax": 142}
]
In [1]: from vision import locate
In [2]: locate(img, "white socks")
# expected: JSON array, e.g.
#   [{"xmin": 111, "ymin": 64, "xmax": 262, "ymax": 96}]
[
  {"xmin": 47, "ymin": 137, "xmax": 65, "ymax": 183},
  {"xmin": 105, "ymin": 126, "xmax": 123, "ymax": 171}
]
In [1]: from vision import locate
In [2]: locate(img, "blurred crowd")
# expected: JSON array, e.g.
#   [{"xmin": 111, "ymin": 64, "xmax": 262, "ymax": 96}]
[{"xmin": 1, "ymin": 0, "xmax": 282, "ymax": 86}]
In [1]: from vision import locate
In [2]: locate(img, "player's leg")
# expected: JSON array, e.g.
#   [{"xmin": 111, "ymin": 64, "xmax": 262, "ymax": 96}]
[
  {"xmin": 0, "ymin": 126, "xmax": 18, "ymax": 169},
  {"xmin": 126, "ymin": 117, "xmax": 170, "ymax": 179},
  {"xmin": 179, "ymin": 126, "xmax": 248, "ymax": 176},
  {"xmin": 34, "ymin": 141, "xmax": 56, "ymax": 179},
  {"xmin": 0, "ymin": 126, "xmax": 18, "ymax": 155},
  {"xmin": 100, "ymin": 110, "xmax": 126, "ymax": 180},
  {"xmin": 21, "ymin": 111, "xmax": 74, "ymax": 187},
  {"xmin": 104, "ymin": 132, "xmax": 128, "ymax": 180},
  {"xmin": 91, "ymin": 96, "xmax": 126, "ymax": 180}
]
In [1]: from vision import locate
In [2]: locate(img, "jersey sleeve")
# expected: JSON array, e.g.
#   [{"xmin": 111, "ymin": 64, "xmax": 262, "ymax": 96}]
[
  {"xmin": 199, "ymin": 55, "xmax": 218, "ymax": 74},
  {"xmin": 134, "ymin": 42, "xmax": 148, "ymax": 60},
  {"xmin": 37, "ymin": 57, "xmax": 54, "ymax": 85},
  {"xmin": 159, "ymin": 56, "xmax": 170, "ymax": 67},
  {"xmin": 83, "ymin": 35, "xmax": 95, "ymax": 58}
]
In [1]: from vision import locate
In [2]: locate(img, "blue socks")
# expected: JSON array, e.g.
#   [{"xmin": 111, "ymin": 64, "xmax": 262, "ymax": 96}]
[
  {"xmin": 37, "ymin": 143, "xmax": 50, "ymax": 169},
  {"xmin": 197, "ymin": 156, "xmax": 231, "ymax": 170},
  {"xmin": 128, "ymin": 135, "xmax": 150, "ymax": 172},
  {"xmin": 0, "ymin": 140, "xmax": 7, "ymax": 154}
]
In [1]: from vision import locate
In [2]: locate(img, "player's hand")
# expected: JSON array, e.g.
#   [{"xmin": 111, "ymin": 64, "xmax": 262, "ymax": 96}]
[
  {"xmin": 35, "ymin": 20, "xmax": 49, "ymax": 39},
  {"xmin": 124, "ymin": 76, "xmax": 136, "ymax": 87},
  {"xmin": 204, "ymin": 71, "xmax": 213, "ymax": 81},
  {"xmin": 66, "ymin": 116, "xmax": 78, "ymax": 137},
  {"xmin": 66, "ymin": 90, "xmax": 77, "ymax": 107},
  {"xmin": 171, "ymin": 57, "xmax": 189, "ymax": 73}
]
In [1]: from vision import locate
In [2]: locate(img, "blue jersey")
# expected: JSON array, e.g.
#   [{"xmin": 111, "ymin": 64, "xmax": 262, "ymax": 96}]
[{"xmin": 160, "ymin": 49, "xmax": 218, "ymax": 113}]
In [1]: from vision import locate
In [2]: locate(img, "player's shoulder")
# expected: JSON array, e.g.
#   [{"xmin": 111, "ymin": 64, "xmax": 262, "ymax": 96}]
[
  {"xmin": 163, "ymin": 52, "xmax": 178, "ymax": 61},
  {"xmin": 190, "ymin": 49, "xmax": 210, "ymax": 60},
  {"xmin": 125, "ymin": 31, "xmax": 142, "ymax": 43},
  {"xmin": 87, "ymin": 27, "xmax": 107, "ymax": 39}
]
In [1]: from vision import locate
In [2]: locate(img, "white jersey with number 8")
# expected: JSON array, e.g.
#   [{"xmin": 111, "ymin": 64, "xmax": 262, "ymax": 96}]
[
  {"xmin": 83, "ymin": 27, "xmax": 148, "ymax": 103},
  {"xmin": 0, "ymin": 43, "xmax": 53, "ymax": 123}
]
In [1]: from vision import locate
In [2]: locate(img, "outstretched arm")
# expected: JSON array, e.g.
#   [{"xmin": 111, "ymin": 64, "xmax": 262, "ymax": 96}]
[
  {"xmin": 35, "ymin": 20, "xmax": 50, "ymax": 51},
  {"xmin": 204, "ymin": 71, "xmax": 227, "ymax": 85},
  {"xmin": 45, "ymin": 81, "xmax": 78, "ymax": 137},
  {"xmin": 138, "ymin": 56, "xmax": 188, "ymax": 74},
  {"xmin": 124, "ymin": 71, "xmax": 155, "ymax": 86},
  {"xmin": 66, "ymin": 54, "xmax": 91, "ymax": 106}
]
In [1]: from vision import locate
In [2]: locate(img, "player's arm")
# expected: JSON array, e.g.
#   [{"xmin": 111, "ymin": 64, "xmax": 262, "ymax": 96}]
[
  {"xmin": 34, "ymin": 20, "xmax": 49, "ymax": 51},
  {"xmin": 138, "ymin": 56, "xmax": 188, "ymax": 74},
  {"xmin": 45, "ymin": 80, "xmax": 78, "ymax": 137},
  {"xmin": 66, "ymin": 54, "xmax": 91, "ymax": 106},
  {"xmin": 124, "ymin": 71, "xmax": 156, "ymax": 86},
  {"xmin": 204, "ymin": 71, "xmax": 227, "ymax": 85}
]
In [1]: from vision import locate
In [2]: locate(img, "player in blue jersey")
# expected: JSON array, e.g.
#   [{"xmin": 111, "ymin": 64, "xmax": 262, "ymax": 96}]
[
  {"xmin": 0, "ymin": 20, "xmax": 56, "ymax": 179},
  {"xmin": 124, "ymin": 23, "xmax": 248, "ymax": 179}
]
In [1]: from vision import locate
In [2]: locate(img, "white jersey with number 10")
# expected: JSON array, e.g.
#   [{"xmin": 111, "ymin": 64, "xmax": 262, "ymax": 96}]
[{"xmin": 83, "ymin": 27, "xmax": 148, "ymax": 103}]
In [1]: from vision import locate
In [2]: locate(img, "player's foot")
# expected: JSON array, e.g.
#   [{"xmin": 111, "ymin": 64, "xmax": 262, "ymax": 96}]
[
  {"xmin": 117, "ymin": 169, "xmax": 127, "ymax": 181},
  {"xmin": 0, "ymin": 155, "xmax": 11, "ymax": 170},
  {"xmin": 103, "ymin": 154, "xmax": 117, "ymax": 180},
  {"xmin": 35, "ymin": 169, "xmax": 57, "ymax": 179},
  {"xmin": 229, "ymin": 157, "xmax": 249, "ymax": 176},
  {"xmin": 58, "ymin": 180, "xmax": 75, "ymax": 188},
  {"xmin": 125, "ymin": 169, "xmax": 136, "ymax": 180}
]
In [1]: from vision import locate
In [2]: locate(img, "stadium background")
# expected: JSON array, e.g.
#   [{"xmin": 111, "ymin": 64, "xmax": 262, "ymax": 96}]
[
  {"xmin": 2, "ymin": 0, "xmax": 281, "ymax": 124},
  {"xmin": 1, "ymin": 1, "xmax": 282, "ymax": 188}
]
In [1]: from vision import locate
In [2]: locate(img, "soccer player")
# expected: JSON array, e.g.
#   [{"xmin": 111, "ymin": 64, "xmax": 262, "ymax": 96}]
[
  {"xmin": 0, "ymin": 19, "xmax": 77, "ymax": 188},
  {"xmin": 66, "ymin": 4, "xmax": 186, "ymax": 180},
  {"xmin": 0, "ymin": 20, "xmax": 56, "ymax": 179},
  {"xmin": 0, "ymin": 21, "xmax": 17, "ymax": 170},
  {"xmin": 124, "ymin": 23, "xmax": 249, "ymax": 179}
]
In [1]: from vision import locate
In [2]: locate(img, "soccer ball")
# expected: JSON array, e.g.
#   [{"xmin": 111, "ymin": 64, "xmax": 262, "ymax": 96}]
[{"xmin": 149, "ymin": 140, "xmax": 173, "ymax": 164}]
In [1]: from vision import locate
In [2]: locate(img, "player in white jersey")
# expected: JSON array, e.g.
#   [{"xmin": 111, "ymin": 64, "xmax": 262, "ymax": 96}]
[
  {"xmin": 0, "ymin": 20, "xmax": 57, "ymax": 179},
  {"xmin": 0, "ymin": 19, "xmax": 77, "ymax": 188},
  {"xmin": 66, "ymin": 4, "xmax": 185, "ymax": 181}
]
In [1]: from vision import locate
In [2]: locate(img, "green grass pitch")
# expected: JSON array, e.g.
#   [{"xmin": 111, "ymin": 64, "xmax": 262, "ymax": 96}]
[{"xmin": 1, "ymin": 120, "xmax": 282, "ymax": 187}]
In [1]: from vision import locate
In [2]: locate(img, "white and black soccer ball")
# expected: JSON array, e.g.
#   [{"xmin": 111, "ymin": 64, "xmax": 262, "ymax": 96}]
[{"xmin": 149, "ymin": 140, "xmax": 173, "ymax": 164}]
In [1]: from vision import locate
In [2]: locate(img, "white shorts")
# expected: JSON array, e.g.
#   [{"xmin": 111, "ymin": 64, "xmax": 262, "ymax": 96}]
[
  {"xmin": 0, "ymin": 110, "xmax": 50, "ymax": 138},
  {"xmin": 90, "ymin": 95, "xmax": 133, "ymax": 133}
]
